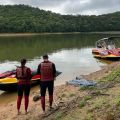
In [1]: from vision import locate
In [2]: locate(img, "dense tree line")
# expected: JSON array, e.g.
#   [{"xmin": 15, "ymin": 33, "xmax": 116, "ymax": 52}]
[{"xmin": 0, "ymin": 5, "xmax": 120, "ymax": 33}]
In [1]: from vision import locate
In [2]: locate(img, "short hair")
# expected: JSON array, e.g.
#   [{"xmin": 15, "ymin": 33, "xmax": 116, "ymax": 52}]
[
  {"xmin": 21, "ymin": 58, "xmax": 27, "ymax": 65},
  {"xmin": 43, "ymin": 54, "xmax": 48, "ymax": 59}
]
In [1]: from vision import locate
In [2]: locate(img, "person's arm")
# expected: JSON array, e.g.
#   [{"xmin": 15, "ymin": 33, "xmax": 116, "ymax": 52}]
[
  {"xmin": 52, "ymin": 63, "xmax": 56, "ymax": 78},
  {"xmin": 16, "ymin": 69, "xmax": 18, "ymax": 79},
  {"xmin": 37, "ymin": 64, "xmax": 41, "ymax": 74},
  {"xmin": 27, "ymin": 68, "xmax": 32, "ymax": 80}
]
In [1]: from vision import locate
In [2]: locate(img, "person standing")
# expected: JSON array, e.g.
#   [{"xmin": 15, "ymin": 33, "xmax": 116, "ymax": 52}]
[
  {"xmin": 16, "ymin": 59, "xmax": 31, "ymax": 114},
  {"xmin": 37, "ymin": 54, "xmax": 56, "ymax": 114}
]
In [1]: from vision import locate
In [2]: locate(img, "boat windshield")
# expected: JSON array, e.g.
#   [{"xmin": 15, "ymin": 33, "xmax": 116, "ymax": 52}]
[{"xmin": 96, "ymin": 38, "xmax": 116, "ymax": 50}]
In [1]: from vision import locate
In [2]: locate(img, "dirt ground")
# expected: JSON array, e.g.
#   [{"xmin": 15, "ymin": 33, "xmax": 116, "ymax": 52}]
[
  {"xmin": 0, "ymin": 84, "xmax": 87, "ymax": 120},
  {"xmin": 1, "ymin": 61, "xmax": 120, "ymax": 120}
]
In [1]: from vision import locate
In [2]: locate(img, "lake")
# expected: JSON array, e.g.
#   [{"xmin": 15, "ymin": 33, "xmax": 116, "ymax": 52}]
[{"xmin": 0, "ymin": 33, "xmax": 118, "ymax": 93}]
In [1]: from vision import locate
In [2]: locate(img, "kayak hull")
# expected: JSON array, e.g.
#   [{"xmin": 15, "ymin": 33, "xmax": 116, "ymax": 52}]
[{"xmin": 0, "ymin": 78, "xmax": 40, "ymax": 91}]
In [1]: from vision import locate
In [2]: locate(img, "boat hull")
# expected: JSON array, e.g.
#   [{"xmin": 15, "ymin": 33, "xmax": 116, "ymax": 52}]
[
  {"xmin": 92, "ymin": 48, "xmax": 120, "ymax": 60},
  {"xmin": 0, "ymin": 71, "xmax": 61, "ymax": 91},
  {"xmin": 93, "ymin": 54, "xmax": 120, "ymax": 60},
  {"xmin": 0, "ymin": 78, "xmax": 40, "ymax": 91}
]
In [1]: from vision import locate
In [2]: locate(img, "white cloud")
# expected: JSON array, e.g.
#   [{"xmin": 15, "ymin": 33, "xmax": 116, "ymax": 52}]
[
  {"xmin": 0, "ymin": 0, "xmax": 14, "ymax": 5},
  {"xmin": 0, "ymin": 0, "xmax": 120, "ymax": 15}
]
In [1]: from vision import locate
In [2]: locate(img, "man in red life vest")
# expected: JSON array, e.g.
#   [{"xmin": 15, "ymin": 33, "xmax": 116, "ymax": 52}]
[
  {"xmin": 16, "ymin": 59, "xmax": 31, "ymax": 115},
  {"xmin": 37, "ymin": 54, "xmax": 56, "ymax": 114}
]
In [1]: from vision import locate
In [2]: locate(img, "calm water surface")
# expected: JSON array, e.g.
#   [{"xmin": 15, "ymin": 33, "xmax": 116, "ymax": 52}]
[{"xmin": 0, "ymin": 33, "xmax": 118, "ymax": 97}]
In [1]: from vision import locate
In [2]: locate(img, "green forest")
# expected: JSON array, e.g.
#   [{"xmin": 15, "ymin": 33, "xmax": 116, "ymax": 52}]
[{"xmin": 0, "ymin": 5, "xmax": 120, "ymax": 33}]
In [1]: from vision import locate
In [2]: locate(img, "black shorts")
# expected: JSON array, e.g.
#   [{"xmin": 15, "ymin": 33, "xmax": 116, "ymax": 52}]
[
  {"xmin": 18, "ymin": 84, "xmax": 30, "ymax": 96},
  {"xmin": 40, "ymin": 81, "xmax": 54, "ymax": 97}
]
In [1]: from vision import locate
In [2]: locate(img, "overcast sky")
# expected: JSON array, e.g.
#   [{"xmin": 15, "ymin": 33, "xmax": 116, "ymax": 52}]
[{"xmin": 0, "ymin": 0, "xmax": 120, "ymax": 15}]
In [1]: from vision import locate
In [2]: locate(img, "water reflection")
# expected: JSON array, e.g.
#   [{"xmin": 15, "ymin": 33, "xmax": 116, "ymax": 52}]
[
  {"xmin": 50, "ymin": 48, "xmax": 101, "ymax": 73},
  {"xmin": 0, "ymin": 33, "xmax": 103, "ymax": 61},
  {"xmin": 0, "ymin": 48, "xmax": 106, "ymax": 85}
]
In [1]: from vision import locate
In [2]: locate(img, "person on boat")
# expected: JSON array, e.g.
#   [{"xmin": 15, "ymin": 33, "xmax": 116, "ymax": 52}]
[
  {"xmin": 16, "ymin": 59, "xmax": 32, "ymax": 115},
  {"xmin": 37, "ymin": 54, "xmax": 56, "ymax": 114}
]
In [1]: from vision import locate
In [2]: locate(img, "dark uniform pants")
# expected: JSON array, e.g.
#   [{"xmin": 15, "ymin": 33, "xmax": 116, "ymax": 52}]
[
  {"xmin": 18, "ymin": 84, "xmax": 30, "ymax": 96},
  {"xmin": 17, "ymin": 84, "xmax": 30, "ymax": 111},
  {"xmin": 40, "ymin": 81, "xmax": 54, "ymax": 97}
]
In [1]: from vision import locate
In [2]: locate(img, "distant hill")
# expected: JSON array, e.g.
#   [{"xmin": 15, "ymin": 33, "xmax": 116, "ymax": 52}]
[{"xmin": 0, "ymin": 5, "xmax": 120, "ymax": 33}]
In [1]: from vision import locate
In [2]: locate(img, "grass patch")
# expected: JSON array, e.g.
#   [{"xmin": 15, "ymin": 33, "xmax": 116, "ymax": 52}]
[
  {"xmin": 84, "ymin": 95, "xmax": 92, "ymax": 101},
  {"xmin": 86, "ymin": 112, "xmax": 94, "ymax": 120},
  {"xmin": 92, "ymin": 98, "xmax": 106, "ymax": 109},
  {"xmin": 79, "ymin": 100, "xmax": 86, "ymax": 108},
  {"xmin": 111, "ymin": 96, "xmax": 120, "ymax": 107},
  {"xmin": 78, "ymin": 95, "xmax": 92, "ymax": 108},
  {"xmin": 79, "ymin": 86, "xmax": 96, "ymax": 91},
  {"xmin": 99, "ymin": 68, "xmax": 120, "ymax": 83},
  {"xmin": 69, "ymin": 93, "xmax": 75, "ymax": 97},
  {"xmin": 55, "ymin": 112, "xmax": 63, "ymax": 120}
]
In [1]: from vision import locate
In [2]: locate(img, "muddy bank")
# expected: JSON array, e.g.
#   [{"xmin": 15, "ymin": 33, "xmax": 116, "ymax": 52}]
[
  {"xmin": 84, "ymin": 61, "xmax": 120, "ymax": 80},
  {"xmin": 0, "ymin": 61, "xmax": 120, "ymax": 120}
]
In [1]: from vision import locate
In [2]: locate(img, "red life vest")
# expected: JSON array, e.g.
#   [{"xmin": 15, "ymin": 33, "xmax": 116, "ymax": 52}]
[
  {"xmin": 16, "ymin": 66, "xmax": 31, "ymax": 85},
  {"xmin": 40, "ymin": 61, "xmax": 54, "ymax": 81}
]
